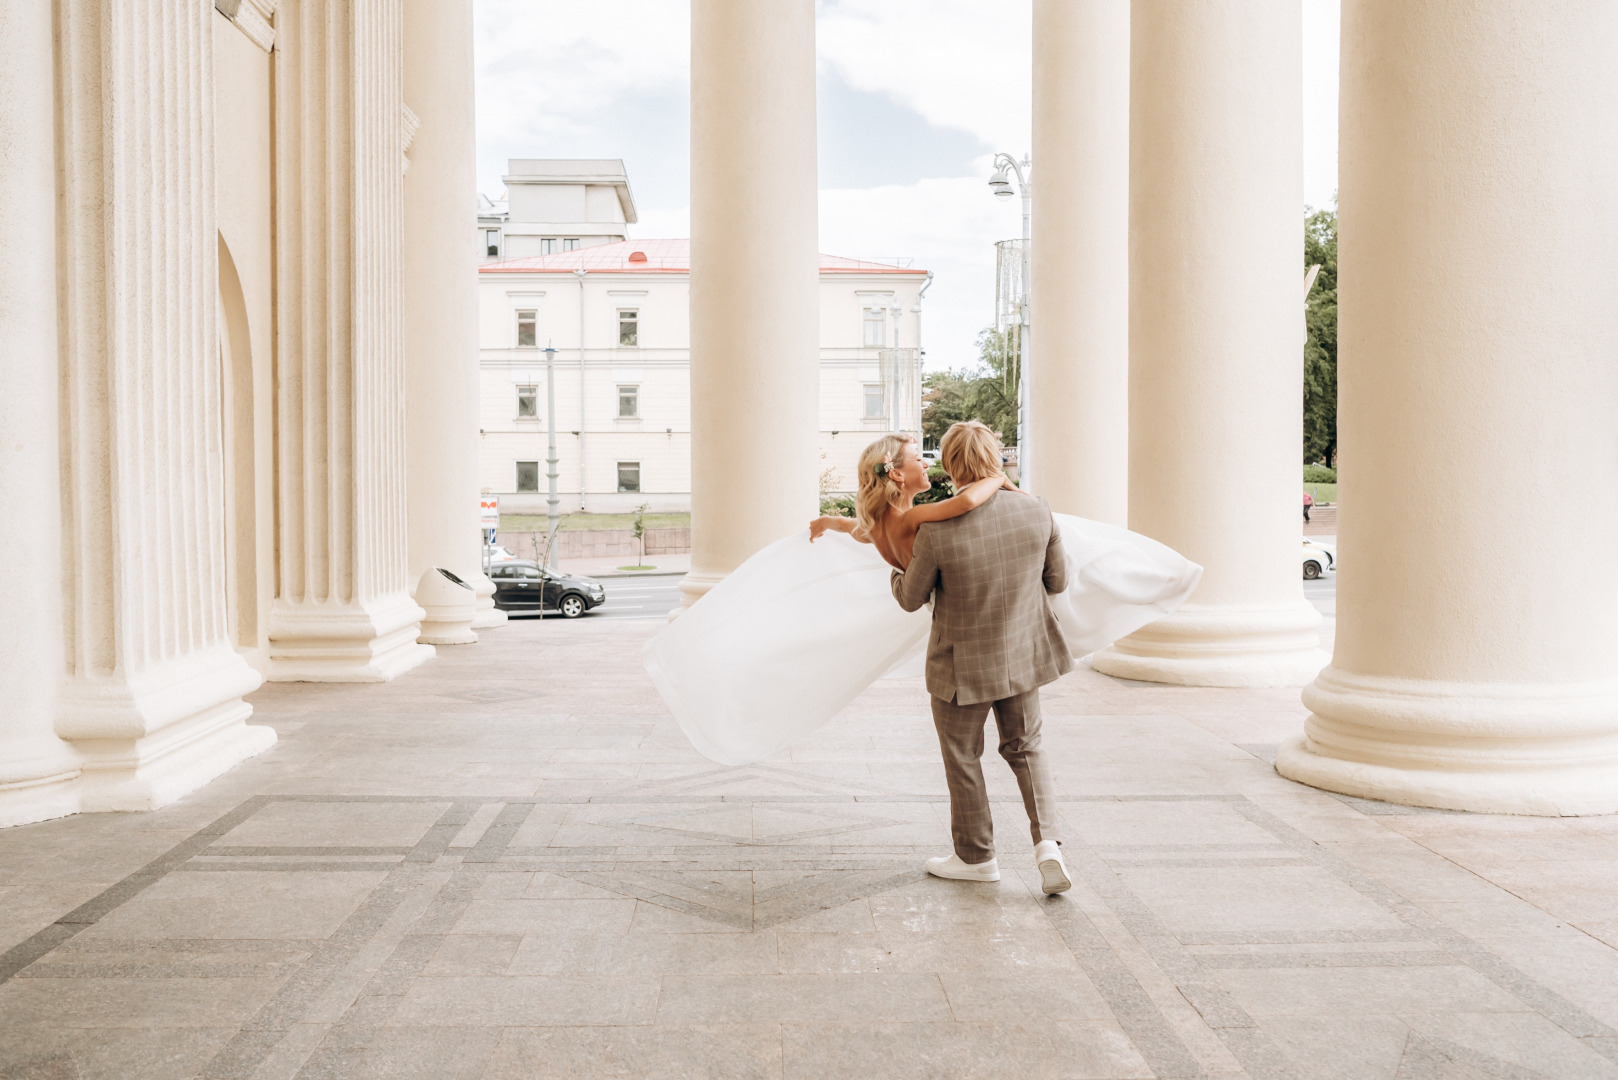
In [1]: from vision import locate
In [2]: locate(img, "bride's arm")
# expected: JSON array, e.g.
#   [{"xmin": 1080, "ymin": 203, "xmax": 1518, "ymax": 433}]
[
  {"xmin": 893, "ymin": 475, "xmax": 1018, "ymax": 533},
  {"xmin": 809, "ymin": 516, "xmax": 869, "ymax": 543}
]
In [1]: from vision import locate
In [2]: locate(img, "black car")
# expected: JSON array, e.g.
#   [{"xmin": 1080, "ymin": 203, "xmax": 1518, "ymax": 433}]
[{"xmin": 487, "ymin": 560, "xmax": 606, "ymax": 618}]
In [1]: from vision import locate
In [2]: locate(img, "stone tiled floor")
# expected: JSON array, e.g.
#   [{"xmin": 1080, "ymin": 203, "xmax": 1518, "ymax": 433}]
[{"xmin": 2, "ymin": 618, "xmax": 1617, "ymax": 1079}]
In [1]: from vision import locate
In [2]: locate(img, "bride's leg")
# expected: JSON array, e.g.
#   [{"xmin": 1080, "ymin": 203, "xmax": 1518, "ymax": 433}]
[{"xmin": 930, "ymin": 695, "xmax": 994, "ymax": 863}]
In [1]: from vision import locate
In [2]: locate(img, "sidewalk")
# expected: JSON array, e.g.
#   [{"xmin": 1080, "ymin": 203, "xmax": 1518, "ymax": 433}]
[{"xmin": 553, "ymin": 551, "xmax": 690, "ymax": 579}]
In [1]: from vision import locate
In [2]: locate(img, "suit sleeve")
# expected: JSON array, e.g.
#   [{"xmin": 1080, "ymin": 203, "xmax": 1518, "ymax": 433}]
[
  {"xmin": 1042, "ymin": 507, "xmax": 1068, "ymax": 595},
  {"xmin": 891, "ymin": 523, "xmax": 940, "ymax": 613}
]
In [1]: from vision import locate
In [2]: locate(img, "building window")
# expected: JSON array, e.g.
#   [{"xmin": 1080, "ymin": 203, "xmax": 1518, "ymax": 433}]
[
  {"xmin": 618, "ymin": 385, "xmax": 639, "ymax": 418},
  {"xmin": 618, "ymin": 309, "xmax": 639, "ymax": 346},
  {"xmin": 617, "ymin": 461, "xmax": 641, "ymax": 493},
  {"xmin": 515, "ymin": 461, "xmax": 540, "ymax": 492},
  {"xmin": 485, "ymin": 230, "xmax": 500, "ymax": 257},
  {"xmin": 516, "ymin": 309, "xmax": 537, "ymax": 348},
  {"xmin": 563, "ymin": 238, "xmax": 580, "ymax": 252},
  {"xmin": 516, "ymin": 385, "xmax": 538, "ymax": 418},
  {"xmin": 864, "ymin": 383, "xmax": 886, "ymax": 420},
  {"xmin": 862, "ymin": 308, "xmax": 886, "ymax": 347},
  {"xmin": 540, "ymin": 238, "xmax": 556, "ymax": 255}
]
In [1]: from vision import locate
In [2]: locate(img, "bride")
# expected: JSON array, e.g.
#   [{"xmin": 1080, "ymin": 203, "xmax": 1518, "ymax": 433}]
[{"xmin": 643, "ymin": 433, "xmax": 1202, "ymax": 766}]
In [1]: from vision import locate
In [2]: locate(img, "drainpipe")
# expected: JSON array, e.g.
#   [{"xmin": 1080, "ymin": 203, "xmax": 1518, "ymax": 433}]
[{"xmin": 575, "ymin": 268, "xmax": 587, "ymax": 512}]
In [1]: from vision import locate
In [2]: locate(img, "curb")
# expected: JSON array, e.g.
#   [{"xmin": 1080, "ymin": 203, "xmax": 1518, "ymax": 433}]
[{"xmin": 585, "ymin": 569, "xmax": 687, "ymax": 580}]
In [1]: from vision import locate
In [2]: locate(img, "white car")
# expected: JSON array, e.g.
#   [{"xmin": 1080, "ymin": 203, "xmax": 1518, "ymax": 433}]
[
  {"xmin": 1302, "ymin": 538, "xmax": 1336, "ymax": 580},
  {"xmin": 483, "ymin": 545, "xmax": 521, "ymax": 565}
]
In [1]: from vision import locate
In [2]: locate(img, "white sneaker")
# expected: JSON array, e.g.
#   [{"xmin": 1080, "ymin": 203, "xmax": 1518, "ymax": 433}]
[
  {"xmin": 1034, "ymin": 839, "xmax": 1071, "ymax": 894},
  {"xmin": 925, "ymin": 854, "xmax": 1001, "ymax": 882}
]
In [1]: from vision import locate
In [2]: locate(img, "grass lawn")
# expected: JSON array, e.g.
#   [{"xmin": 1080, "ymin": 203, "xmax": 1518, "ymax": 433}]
[
  {"xmin": 1304, "ymin": 482, "xmax": 1337, "ymax": 505},
  {"xmin": 500, "ymin": 512, "xmax": 691, "ymax": 533}
]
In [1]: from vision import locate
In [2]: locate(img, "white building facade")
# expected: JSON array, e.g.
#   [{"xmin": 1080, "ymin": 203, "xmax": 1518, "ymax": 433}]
[
  {"xmin": 478, "ymin": 158, "xmax": 637, "ymax": 261},
  {"xmin": 479, "ymin": 237, "xmax": 927, "ymax": 513}
]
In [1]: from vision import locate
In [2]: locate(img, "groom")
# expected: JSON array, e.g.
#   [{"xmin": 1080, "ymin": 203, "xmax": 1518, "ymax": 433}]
[{"xmin": 890, "ymin": 420, "xmax": 1074, "ymax": 894}]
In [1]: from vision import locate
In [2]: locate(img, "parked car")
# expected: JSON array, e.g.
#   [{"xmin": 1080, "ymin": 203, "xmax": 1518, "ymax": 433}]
[
  {"xmin": 1302, "ymin": 538, "xmax": 1336, "ymax": 580},
  {"xmin": 487, "ymin": 560, "xmax": 605, "ymax": 617},
  {"xmin": 482, "ymin": 545, "xmax": 520, "ymax": 566}
]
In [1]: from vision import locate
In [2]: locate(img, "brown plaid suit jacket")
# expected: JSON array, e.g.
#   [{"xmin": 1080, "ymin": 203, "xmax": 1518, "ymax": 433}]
[{"xmin": 890, "ymin": 490, "xmax": 1072, "ymax": 706}]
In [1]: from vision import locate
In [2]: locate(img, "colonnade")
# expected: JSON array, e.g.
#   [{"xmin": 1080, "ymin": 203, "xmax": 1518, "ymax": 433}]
[
  {"xmin": 679, "ymin": 0, "xmax": 1618, "ymax": 814},
  {"xmin": 0, "ymin": 0, "xmax": 493, "ymax": 827},
  {"xmin": 1, "ymin": 0, "xmax": 1613, "ymax": 826}
]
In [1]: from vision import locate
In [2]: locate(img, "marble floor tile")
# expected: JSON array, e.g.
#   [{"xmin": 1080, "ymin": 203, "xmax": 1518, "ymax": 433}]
[
  {"xmin": 76, "ymin": 869, "xmax": 390, "ymax": 942},
  {"xmin": 1217, "ymin": 964, "xmax": 1529, "ymax": 1017},
  {"xmin": 657, "ymin": 973, "xmax": 953, "ymax": 1024},
  {"xmin": 387, "ymin": 974, "xmax": 661, "ymax": 1027},
  {"xmin": 483, "ymin": 1024, "xmax": 784, "ymax": 1080},
  {"xmin": 2, "ymin": 617, "xmax": 1614, "ymax": 1078},
  {"xmin": 780, "ymin": 1020, "xmax": 1153, "ymax": 1080}
]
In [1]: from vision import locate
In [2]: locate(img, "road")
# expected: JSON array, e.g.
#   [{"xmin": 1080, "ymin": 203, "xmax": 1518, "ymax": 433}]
[
  {"xmin": 585, "ymin": 575, "xmax": 684, "ymax": 620},
  {"xmin": 508, "ymin": 570, "xmax": 1337, "ymax": 624}
]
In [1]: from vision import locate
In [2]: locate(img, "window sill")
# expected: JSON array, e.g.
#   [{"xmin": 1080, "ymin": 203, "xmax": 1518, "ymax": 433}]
[{"xmin": 614, "ymin": 417, "xmax": 643, "ymax": 427}]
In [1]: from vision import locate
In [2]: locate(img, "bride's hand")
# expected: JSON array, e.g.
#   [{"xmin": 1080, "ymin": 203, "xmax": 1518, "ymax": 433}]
[{"xmin": 809, "ymin": 516, "xmax": 839, "ymax": 541}]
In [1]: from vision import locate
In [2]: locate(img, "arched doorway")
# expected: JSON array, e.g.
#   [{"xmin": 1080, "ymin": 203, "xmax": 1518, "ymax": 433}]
[{"xmin": 217, "ymin": 235, "xmax": 258, "ymax": 654}]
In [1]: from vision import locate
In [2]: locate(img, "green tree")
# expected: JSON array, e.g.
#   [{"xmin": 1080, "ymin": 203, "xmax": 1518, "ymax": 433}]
[
  {"xmin": 920, "ymin": 326, "xmax": 1022, "ymax": 449},
  {"xmin": 970, "ymin": 325, "xmax": 1021, "ymax": 446},
  {"xmin": 920, "ymin": 368, "xmax": 975, "ymax": 448},
  {"xmin": 1304, "ymin": 207, "xmax": 1338, "ymax": 465}
]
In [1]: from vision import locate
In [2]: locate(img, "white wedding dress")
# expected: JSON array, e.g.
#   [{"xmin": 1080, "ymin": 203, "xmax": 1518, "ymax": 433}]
[{"xmin": 643, "ymin": 513, "xmax": 1202, "ymax": 766}]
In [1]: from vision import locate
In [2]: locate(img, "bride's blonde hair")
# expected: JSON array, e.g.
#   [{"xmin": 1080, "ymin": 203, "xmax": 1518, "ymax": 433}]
[{"xmin": 854, "ymin": 433, "xmax": 916, "ymax": 540}]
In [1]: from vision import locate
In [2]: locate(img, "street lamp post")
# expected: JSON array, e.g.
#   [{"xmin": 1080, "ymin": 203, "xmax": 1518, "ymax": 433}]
[
  {"xmin": 543, "ymin": 345, "xmax": 561, "ymax": 570},
  {"xmin": 989, "ymin": 153, "xmax": 1031, "ymax": 484}
]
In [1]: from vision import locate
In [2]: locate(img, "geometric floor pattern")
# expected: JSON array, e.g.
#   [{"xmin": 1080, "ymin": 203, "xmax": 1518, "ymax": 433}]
[{"xmin": 2, "ymin": 616, "xmax": 1617, "ymax": 1078}]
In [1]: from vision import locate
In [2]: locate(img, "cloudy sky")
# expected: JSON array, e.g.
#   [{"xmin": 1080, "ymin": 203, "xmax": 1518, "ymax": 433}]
[{"xmin": 474, "ymin": 0, "xmax": 1342, "ymax": 372}]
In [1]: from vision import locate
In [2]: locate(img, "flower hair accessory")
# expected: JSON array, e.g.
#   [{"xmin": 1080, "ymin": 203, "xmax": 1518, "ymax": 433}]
[{"xmin": 874, "ymin": 456, "xmax": 894, "ymax": 479}]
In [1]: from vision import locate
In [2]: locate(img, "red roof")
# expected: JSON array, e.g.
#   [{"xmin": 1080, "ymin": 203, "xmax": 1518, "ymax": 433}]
[{"xmin": 481, "ymin": 238, "xmax": 925, "ymax": 275}]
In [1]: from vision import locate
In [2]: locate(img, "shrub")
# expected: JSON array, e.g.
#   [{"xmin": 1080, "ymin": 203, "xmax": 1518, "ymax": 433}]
[
  {"xmin": 1303, "ymin": 464, "xmax": 1337, "ymax": 483},
  {"xmin": 914, "ymin": 466, "xmax": 955, "ymax": 505},
  {"xmin": 820, "ymin": 494, "xmax": 856, "ymax": 517}
]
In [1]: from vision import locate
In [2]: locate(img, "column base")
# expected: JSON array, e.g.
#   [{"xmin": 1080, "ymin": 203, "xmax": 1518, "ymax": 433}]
[
  {"xmin": 1277, "ymin": 667, "xmax": 1618, "ymax": 815},
  {"xmin": 468, "ymin": 570, "xmax": 507, "ymax": 628},
  {"xmin": 1092, "ymin": 600, "xmax": 1327, "ymax": 687},
  {"xmin": 267, "ymin": 594, "xmax": 435, "ymax": 682},
  {"xmin": 56, "ymin": 646, "xmax": 273, "ymax": 813},
  {"xmin": 0, "ymin": 736, "xmax": 83, "ymax": 829},
  {"xmin": 676, "ymin": 570, "xmax": 724, "ymax": 610}
]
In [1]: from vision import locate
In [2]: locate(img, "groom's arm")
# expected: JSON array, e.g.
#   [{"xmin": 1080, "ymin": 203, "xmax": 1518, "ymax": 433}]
[
  {"xmin": 891, "ymin": 525, "xmax": 940, "ymax": 613},
  {"xmin": 1042, "ymin": 509, "xmax": 1069, "ymax": 595}
]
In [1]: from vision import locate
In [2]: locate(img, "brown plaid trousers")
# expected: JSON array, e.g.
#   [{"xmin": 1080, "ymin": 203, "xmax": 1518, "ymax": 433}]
[{"xmin": 891, "ymin": 491, "xmax": 1072, "ymax": 862}]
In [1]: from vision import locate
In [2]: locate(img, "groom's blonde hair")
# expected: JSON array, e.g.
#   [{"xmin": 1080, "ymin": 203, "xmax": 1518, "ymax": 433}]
[{"xmin": 939, "ymin": 421, "xmax": 1004, "ymax": 486}]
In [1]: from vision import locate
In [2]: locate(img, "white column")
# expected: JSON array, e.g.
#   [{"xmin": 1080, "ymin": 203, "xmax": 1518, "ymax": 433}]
[
  {"xmin": 1093, "ymin": 1, "xmax": 1324, "ymax": 687},
  {"xmin": 402, "ymin": 0, "xmax": 501, "ymax": 639},
  {"xmin": 680, "ymin": 0, "xmax": 820, "ymax": 606},
  {"xmin": 1028, "ymin": 0, "xmax": 1129, "ymax": 525},
  {"xmin": 1277, "ymin": 2, "xmax": 1618, "ymax": 814},
  {"xmin": 269, "ymin": 0, "xmax": 435, "ymax": 680},
  {"xmin": 53, "ymin": 0, "xmax": 274, "ymax": 810},
  {"xmin": 0, "ymin": 0, "xmax": 82, "ymax": 827}
]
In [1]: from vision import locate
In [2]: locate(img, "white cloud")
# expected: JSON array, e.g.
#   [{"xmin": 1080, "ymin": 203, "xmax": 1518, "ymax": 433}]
[
  {"xmin": 1302, "ymin": 0, "xmax": 1341, "ymax": 210},
  {"xmin": 817, "ymin": 0, "xmax": 1031, "ymax": 153},
  {"xmin": 821, "ymin": 177, "xmax": 1021, "ymax": 373},
  {"xmin": 474, "ymin": 0, "xmax": 690, "ymax": 196}
]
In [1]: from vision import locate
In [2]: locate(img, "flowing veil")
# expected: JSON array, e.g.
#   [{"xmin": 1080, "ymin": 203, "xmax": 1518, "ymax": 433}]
[{"xmin": 643, "ymin": 513, "xmax": 1202, "ymax": 766}]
